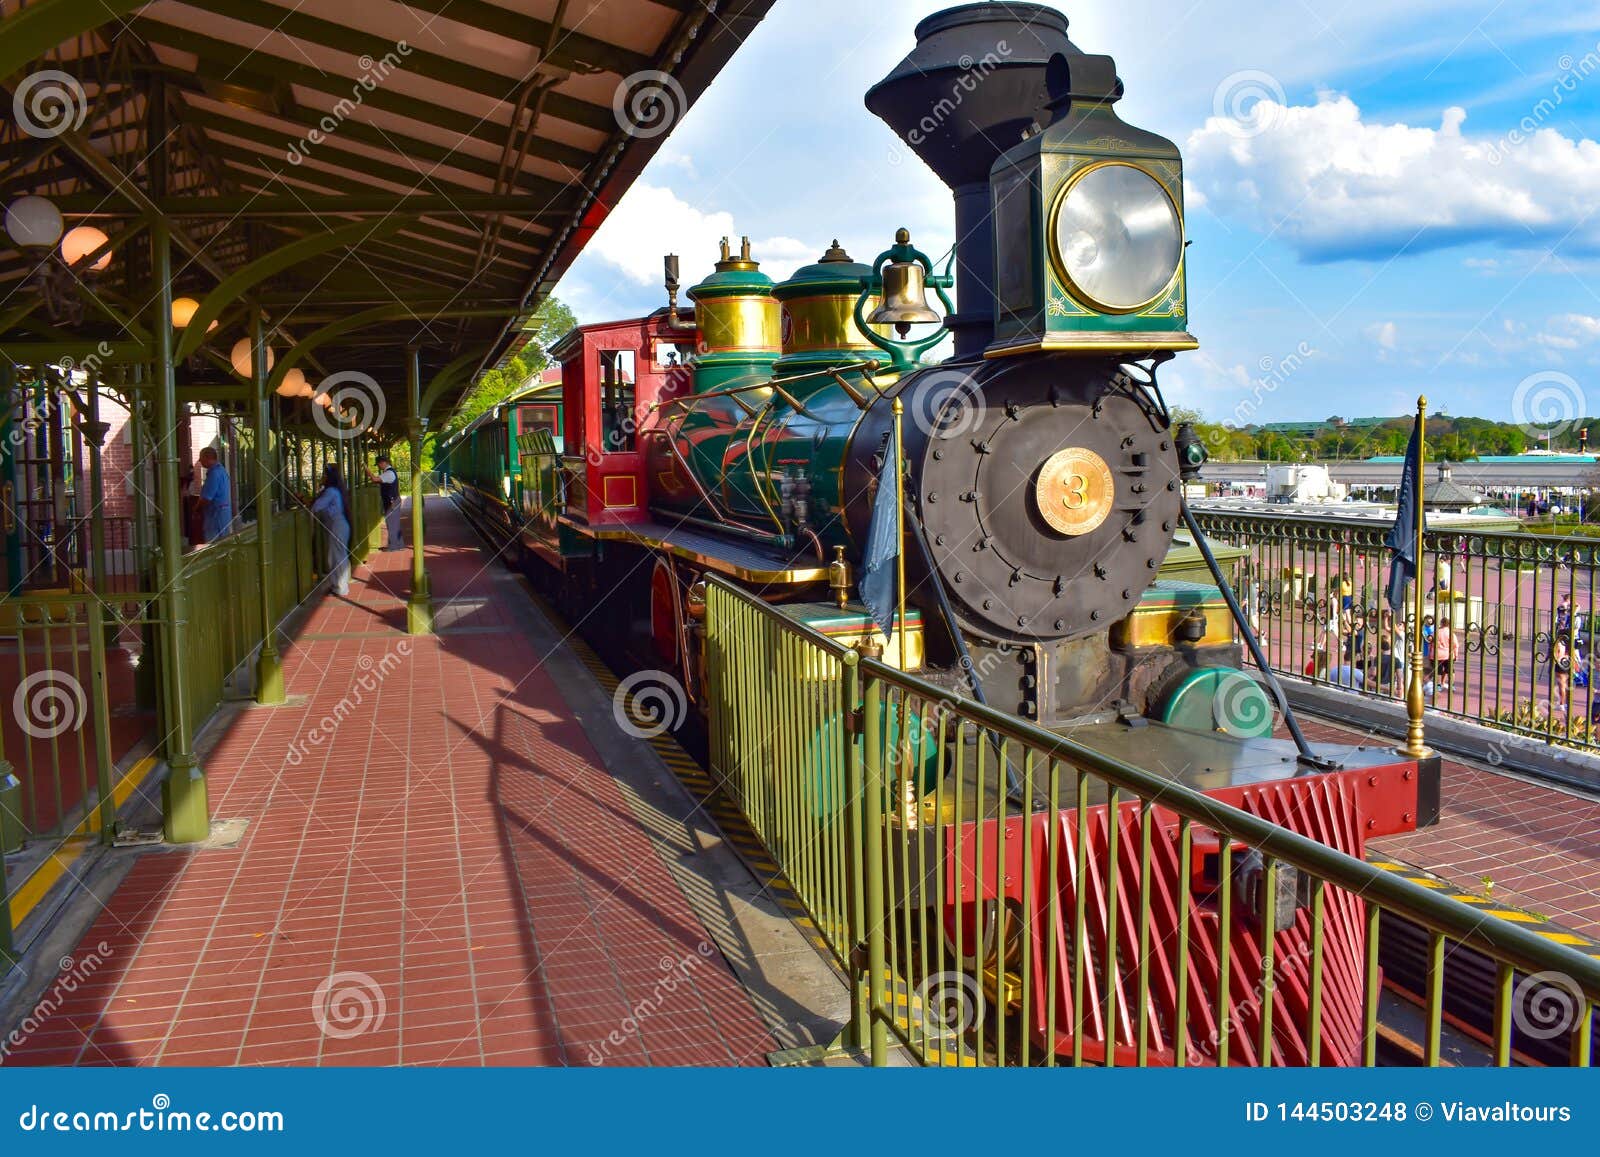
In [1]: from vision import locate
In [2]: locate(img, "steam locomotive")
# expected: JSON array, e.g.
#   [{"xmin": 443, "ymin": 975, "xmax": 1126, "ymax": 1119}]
[{"xmin": 441, "ymin": 3, "xmax": 1439, "ymax": 1064}]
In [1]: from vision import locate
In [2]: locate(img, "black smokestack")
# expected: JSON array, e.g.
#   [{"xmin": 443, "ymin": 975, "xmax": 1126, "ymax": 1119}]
[{"xmin": 866, "ymin": 4, "xmax": 1076, "ymax": 358}]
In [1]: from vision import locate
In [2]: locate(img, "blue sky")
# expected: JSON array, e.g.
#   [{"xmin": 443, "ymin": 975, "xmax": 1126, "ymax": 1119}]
[{"xmin": 555, "ymin": 0, "xmax": 1600, "ymax": 427}]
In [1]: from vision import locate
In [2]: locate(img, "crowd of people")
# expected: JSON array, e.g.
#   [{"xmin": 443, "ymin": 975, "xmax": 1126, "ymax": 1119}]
[
  {"xmin": 1271, "ymin": 573, "xmax": 1598, "ymax": 724},
  {"xmin": 179, "ymin": 446, "xmax": 407, "ymax": 598}
]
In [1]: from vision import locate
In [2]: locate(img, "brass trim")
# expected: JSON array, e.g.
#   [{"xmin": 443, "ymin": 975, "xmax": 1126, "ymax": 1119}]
[
  {"xmin": 983, "ymin": 332, "xmax": 1199, "ymax": 359},
  {"xmin": 1036, "ymin": 446, "xmax": 1115, "ymax": 537},
  {"xmin": 1110, "ymin": 603, "xmax": 1232, "ymax": 650},
  {"xmin": 1045, "ymin": 159, "xmax": 1186, "ymax": 317}
]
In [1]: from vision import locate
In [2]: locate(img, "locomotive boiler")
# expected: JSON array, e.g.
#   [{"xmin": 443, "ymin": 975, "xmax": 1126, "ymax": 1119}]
[{"xmin": 440, "ymin": 1, "xmax": 1439, "ymax": 1064}]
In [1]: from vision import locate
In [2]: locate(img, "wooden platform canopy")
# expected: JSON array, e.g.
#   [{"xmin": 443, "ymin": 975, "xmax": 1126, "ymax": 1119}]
[
  {"xmin": 0, "ymin": 0, "xmax": 772, "ymax": 855},
  {"xmin": 0, "ymin": 0, "xmax": 772, "ymax": 415}
]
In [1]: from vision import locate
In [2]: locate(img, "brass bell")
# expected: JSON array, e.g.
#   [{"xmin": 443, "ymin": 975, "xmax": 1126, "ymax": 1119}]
[{"xmin": 867, "ymin": 229, "xmax": 940, "ymax": 336}]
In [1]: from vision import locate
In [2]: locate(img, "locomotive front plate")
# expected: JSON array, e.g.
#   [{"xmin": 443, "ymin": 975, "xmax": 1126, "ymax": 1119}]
[{"xmin": 1035, "ymin": 446, "xmax": 1114, "ymax": 537}]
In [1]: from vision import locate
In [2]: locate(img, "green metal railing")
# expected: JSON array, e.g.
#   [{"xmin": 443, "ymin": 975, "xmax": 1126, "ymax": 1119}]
[
  {"xmin": 0, "ymin": 589, "xmax": 152, "ymax": 847},
  {"xmin": 705, "ymin": 576, "xmax": 1600, "ymax": 1067},
  {"xmin": 1192, "ymin": 510, "xmax": 1600, "ymax": 760}
]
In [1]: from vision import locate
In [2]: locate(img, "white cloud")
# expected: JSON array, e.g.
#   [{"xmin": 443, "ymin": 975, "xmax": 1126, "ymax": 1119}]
[
  {"xmin": 1535, "ymin": 313, "xmax": 1600, "ymax": 350},
  {"xmin": 585, "ymin": 183, "xmax": 815, "ymax": 290},
  {"xmin": 1186, "ymin": 94, "xmax": 1600, "ymax": 261},
  {"xmin": 1366, "ymin": 320, "xmax": 1398, "ymax": 349}
]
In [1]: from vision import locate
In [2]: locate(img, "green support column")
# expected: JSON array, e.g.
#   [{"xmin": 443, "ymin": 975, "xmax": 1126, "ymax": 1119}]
[
  {"xmin": 0, "ymin": 363, "xmax": 20, "ymax": 596},
  {"xmin": 151, "ymin": 220, "xmax": 210, "ymax": 844},
  {"xmin": 251, "ymin": 311, "xmax": 285, "ymax": 704},
  {"xmin": 406, "ymin": 347, "xmax": 432, "ymax": 635},
  {"xmin": 80, "ymin": 385, "xmax": 118, "ymax": 843}
]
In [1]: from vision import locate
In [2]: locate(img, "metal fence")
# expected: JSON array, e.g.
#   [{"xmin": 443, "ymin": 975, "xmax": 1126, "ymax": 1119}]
[
  {"xmin": 704, "ymin": 575, "xmax": 1599, "ymax": 1066},
  {"xmin": 1190, "ymin": 510, "xmax": 1600, "ymax": 754}
]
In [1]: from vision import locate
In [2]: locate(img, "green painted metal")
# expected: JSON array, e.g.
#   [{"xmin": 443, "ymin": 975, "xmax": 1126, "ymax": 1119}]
[
  {"xmin": 268, "ymin": 307, "xmax": 524, "ymax": 395},
  {"xmin": 420, "ymin": 351, "xmax": 483, "ymax": 421},
  {"xmin": 703, "ymin": 573, "xmax": 1600, "ymax": 1067},
  {"xmin": 407, "ymin": 347, "xmax": 433, "ymax": 636},
  {"xmin": 1424, "ymin": 931, "xmax": 1445, "ymax": 1066},
  {"xmin": 0, "ymin": 760, "xmax": 21, "ymax": 855},
  {"xmin": 151, "ymin": 220, "xmax": 210, "ymax": 846},
  {"xmin": 1, "ymin": 363, "xmax": 20, "ymax": 596},
  {"xmin": 0, "ymin": 0, "xmax": 146, "ymax": 79},
  {"xmin": 82, "ymin": 383, "xmax": 117, "ymax": 844},
  {"xmin": 174, "ymin": 218, "xmax": 411, "ymax": 364},
  {"xmin": 853, "ymin": 235, "xmax": 953, "ymax": 373},
  {"xmin": 0, "ymin": 341, "xmax": 151, "ymax": 361},
  {"xmin": 1160, "ymin": 667, "xmax": 1275, "ymax": 738},
  {"xmin": 252, "ymin": 312, "xmax": 285, "ymax": 706}
]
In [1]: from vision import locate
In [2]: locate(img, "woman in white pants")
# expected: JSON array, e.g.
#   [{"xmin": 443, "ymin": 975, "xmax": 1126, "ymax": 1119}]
[{"xmin": 307, "ymin": 463, "xmax": 352, "ymax": 596}]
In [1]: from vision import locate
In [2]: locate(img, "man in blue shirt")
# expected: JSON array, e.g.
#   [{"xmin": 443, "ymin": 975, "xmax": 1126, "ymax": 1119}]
[{"xmin": 197, "ymin": 447, "xmax": 232, "ymax": 542}]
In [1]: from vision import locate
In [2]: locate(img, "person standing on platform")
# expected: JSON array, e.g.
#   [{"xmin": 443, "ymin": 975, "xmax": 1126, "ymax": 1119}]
[
  {"xmin": 303, "ymin": 463, "xmax": 352, "ymax": 597},
  {"xmin": 369, "ymin": 455, "xmax": 403, "ymax": 550},
  {"xmin": 197, "ymin": 447, "xmax": 232, "ymax": 543}
]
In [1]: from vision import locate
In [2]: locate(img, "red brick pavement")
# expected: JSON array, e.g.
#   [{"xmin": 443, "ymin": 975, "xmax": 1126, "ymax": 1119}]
[
  {"xmin": 1, "ymin": 499, "xmax": 775, "ymax": 1067},
  {"xmin": 1289, "ymin": 717, "xmax": 1600, "ymax": 938}
]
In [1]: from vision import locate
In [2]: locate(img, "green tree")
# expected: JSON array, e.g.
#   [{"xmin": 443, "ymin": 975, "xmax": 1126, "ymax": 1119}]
[{"xmin": 439, "ymin": 296, "xmax": 577, "ymax": 439}]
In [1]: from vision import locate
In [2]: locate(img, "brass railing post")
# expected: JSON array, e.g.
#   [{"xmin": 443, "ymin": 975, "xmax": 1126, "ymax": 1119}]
[{"xmin": 861, "ymin": 667, "xmax": 889, "ymax": 1066}]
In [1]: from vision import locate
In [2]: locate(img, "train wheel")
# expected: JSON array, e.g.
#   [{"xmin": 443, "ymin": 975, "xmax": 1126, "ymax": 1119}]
[{"xmin": 649, "ymin": 556, "xmax": 683, "ymax": 672}]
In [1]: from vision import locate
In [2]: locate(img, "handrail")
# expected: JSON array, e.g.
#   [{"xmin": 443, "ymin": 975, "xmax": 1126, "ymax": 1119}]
[
  {"xmin": 707, "ymin": 574, "xmax": 1600, "ymax": 992},
  {"xmin": 704, "ymin": 572, "xmax": 1600, "ymax": 1066}
]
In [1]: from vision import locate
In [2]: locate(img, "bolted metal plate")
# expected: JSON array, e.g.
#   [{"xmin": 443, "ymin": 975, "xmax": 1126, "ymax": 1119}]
[{"xmin": 897, "ymin": 356, "xmax": 1180, "ymax": 642}]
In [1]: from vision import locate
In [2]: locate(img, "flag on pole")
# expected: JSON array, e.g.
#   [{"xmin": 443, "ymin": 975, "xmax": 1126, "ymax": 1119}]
[
  {"xmin": 1384, "ymin": 414, "xmax": 1423, "ymax": 612},
  {"xmin": 860, "ymin": 436, "xmax": 900, "ymax": 634}
]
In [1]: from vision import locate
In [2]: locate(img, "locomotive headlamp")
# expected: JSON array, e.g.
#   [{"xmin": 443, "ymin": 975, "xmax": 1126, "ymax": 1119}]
[{"xmin": 1051, "ymin": 163, "xmax": 1183, "ymax": 313}]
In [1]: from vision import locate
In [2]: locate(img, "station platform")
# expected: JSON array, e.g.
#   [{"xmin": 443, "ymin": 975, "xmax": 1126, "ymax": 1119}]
[
  {"xmin": 1288, "ymin": 717, "xmax": 1600, "ymax": 941},
  {"xmin": 0, "ymin": 499, "xmax": 838, "ymax": 1067}
]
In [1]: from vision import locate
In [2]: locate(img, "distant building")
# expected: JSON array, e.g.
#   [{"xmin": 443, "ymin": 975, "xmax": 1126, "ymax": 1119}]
[
  {"xmin": 1266, "ymin": 463, "xmax": 1347, "ymax": 503},
  {"xmin": 1428, "ymin": 461, "xmax": 1484, "ymax": 513}
]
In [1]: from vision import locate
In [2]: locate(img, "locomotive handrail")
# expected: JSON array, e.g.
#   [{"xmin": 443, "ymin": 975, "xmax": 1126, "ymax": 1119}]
[{"xmin": 704, "ymin": 573, "xmax": 1599, "ymax": 1067}]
